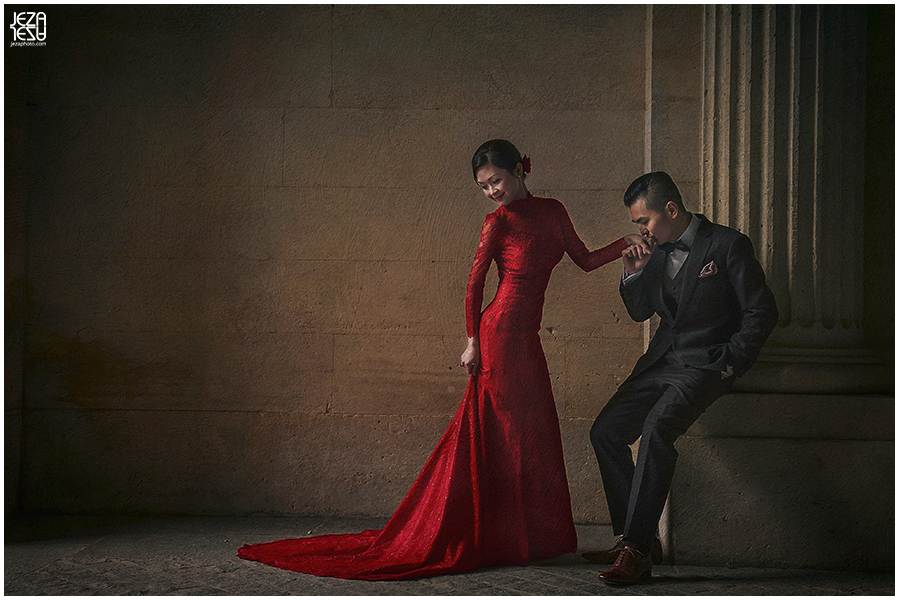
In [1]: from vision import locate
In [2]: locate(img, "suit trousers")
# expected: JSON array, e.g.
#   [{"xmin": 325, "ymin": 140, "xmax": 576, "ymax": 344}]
[{"xmin": 590, "ymin": 351, "xmax": 734, "ymax": 552}]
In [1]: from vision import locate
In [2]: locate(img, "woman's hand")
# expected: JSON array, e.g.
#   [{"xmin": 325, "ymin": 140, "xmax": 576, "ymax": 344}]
[
  {"xmin": 460, "ymin": 338, "xmax": 480, "ymax": 375},
  {"xmin": 623, "ymin": 233, "xmax": 654, "ymax": 256},
  {"xmin": 622, "ymin": 233, "xmax": 655, "ymax": 275},
  {"xmin": 622, "ymin": 242, "xmax": 653, "ymax": 275}
]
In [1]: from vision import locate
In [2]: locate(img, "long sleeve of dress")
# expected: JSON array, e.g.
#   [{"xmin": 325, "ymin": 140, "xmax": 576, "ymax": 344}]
[
  {"xmin": 465, "ymin": 212, "xmax": 502, "ymax": 339},
  {"xmin": 558, "ymin": 204, "xmax": 628, "ymax": 272}
]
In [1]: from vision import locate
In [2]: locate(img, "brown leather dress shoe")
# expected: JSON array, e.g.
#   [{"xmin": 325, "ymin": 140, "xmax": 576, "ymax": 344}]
[
  {"xmin": 598, "ymin": 546, "xmax": 653, "ymax": 586},
  {"xmin": 582, "ymin": 536, "xmax": 662, "ymax": 564}
]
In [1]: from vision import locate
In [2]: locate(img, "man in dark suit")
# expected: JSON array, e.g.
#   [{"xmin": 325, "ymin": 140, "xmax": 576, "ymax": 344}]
[{"xmin": 585, "ymin": 172, "xmax": 778, "ymax": 585}]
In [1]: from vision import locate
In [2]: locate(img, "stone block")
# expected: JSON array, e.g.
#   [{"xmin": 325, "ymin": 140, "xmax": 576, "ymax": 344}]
[
  {"xmin": 332, "ymin": 5, "xmax": 645, "ymax": 110},
  {"xmin": 312, "ymin": 188, "xmax": 487, "ymax": 263},
  {"xmin": 6, "ymin": 410, "xmax": 21, "ymax": 512},
  {"xmin": 26, "ymin": 252, "xmax": 388, "ymax": 340},
  {"xmin": 543, "ymin": 262, "xmax": 631, "ymax": 336},
  {"xmin": 556, "ymin": 190, "xmax": 641, "ymax": 248},
  {"xmin": 670, "ymin": 436, "xmax": 894, "ymax": 571},
  {"xmin": 284, "ymin": 109, "xmax": 477, "ymax": 190},
  {"xmin": 272, "ymin": 260, "xmax": 355, "ymax": 333},
  {"xmin": 6, "ymin": 109, "xmax": 29, "ymax": 255},
  {"xmin": 20, "ymin": 410, "xmax": 449, "ymax": 516},
  {"xmin": 26, "ymin": 183, "xmax": 319, "ymax": 261},
  {"xmin": 26, "ymin": 182, "xmax": 206, "ymax": 259},
  {"xmin": 201, "ymin": 259, "xmax": 282, "ymax": 333},
  {"xmin": 6, "ymin": 250, "xmax": 25, "ymax": 414},
  {"xmin": 332, "ymin": 334, "xmax": 467, "ymax": 415},
  {"xmin": 678, "ymin": 182, "xmax": 702, "ymax": 214},
  {"xmin": 25, "ymin": 328, "xmax": 204, "ymax": 409},
  {"xmin": 331, "ymin": 260, "xmax": 467, "ymax": 337},
  {"xmin": 688, "ymin": 393, "xmax": 895, "ymax": 441},
  {"xmin": 251, "ymin": 186, "xmax": 488, "ymax": 264},
  {"xmin": 538, "ymin": 330, "xmax": 566, "ymax": 411},
  {"xmin": 30, "ymin": 106, "xmax": 284, "ymax": 188},
  {"xmin": 28, "ymin": 107, "xmax": 143, "ymax": 187},
  {"xmin": 25, "ymin": 256, "xmax": 259, "ymax": 335},
  {"xmin": 284, "ymin": 108, "xmax": 645, "ymax": 193},
  {"xmin": 235, "ymin": 186, "xmax": 401, "ymax": 262},
  {"xmin": 466, "ymin": 110, "xmax": 646, "ymax": 192},
  {"xmin": 29, "ymin": 6, "xmax": 331, "ymax": 108},
  {"xmin": 25, "ymin": 328, "xmax": 333, "ymax": 413},
  {"xmin": 734, "ymin": 347, "xmax": 892, "ymax": 395},
  {"xmin": 561, "ymin": 337, "xmax": 644, "ymax": 419},
  {"xmin": 650, "ymin": 99, "xmax": 702, "ymax": 185},
  {"xmin": 424, "ymin": 191, "xmax": 497, "ymax": 263},
  {"xmin": 560, "ymin": 417, "xmax": 610, "ymax": 524},
  {"xmin": 602, "ymin": 320, "xmax": 645, "ymax": 341},
  {"xmin": 198, "ymin": 332, "xmax": 333, "ymax": 412},
  {"xmin": 209, "ymin": 187, "xmax": 332, "ymax": 261},
  {"xmin": 148, "ymin": 107, "xmax": 286, "ymax": 187},
  {"xmin": 651, "ymin": 5, "xmax": 704, "ymax": 99}
]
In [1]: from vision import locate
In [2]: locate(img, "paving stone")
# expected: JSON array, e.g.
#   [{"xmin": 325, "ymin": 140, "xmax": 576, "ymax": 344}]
[{"xmin": 4, "ymin": 515, "xmax": 893, "ymax": 596}]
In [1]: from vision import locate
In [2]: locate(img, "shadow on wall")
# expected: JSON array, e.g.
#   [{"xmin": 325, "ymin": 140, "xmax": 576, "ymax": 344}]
[
  {"xmin": 671, "ymin": 395, "xmax": 895, "ymax": 572},
  {"xmin": 26, "ymin": 328, "xmax": 198, "ymax": 403}
]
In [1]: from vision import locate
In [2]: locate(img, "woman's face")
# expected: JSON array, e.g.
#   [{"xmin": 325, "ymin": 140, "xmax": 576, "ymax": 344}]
[{"xmin": 475, "ymin": 162, "xmax": 527, "ymax": 207}]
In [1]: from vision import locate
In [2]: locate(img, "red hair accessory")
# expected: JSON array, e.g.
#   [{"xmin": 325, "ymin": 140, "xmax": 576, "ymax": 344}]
[{"xmin": 520, "ymin": 155, "xmax": 532, "ymax": 174}]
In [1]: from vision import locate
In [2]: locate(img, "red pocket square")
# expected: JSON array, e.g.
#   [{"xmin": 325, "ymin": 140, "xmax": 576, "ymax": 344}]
[{"xmin": 699, "ymin": 261, "xmax": 718, "ymax": 278}]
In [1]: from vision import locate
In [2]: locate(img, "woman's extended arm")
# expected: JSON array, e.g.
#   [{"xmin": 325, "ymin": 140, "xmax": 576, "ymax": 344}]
[
  {"xmin": 460, "ymin": 212, "xmax": 502, "ymax": 375},
  {"xmin": 559, "ymin": 203, "xmax": 651, "ymax": 271}
]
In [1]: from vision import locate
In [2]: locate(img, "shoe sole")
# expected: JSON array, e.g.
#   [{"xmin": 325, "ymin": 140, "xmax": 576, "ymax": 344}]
[{"xmin": 598, "ymin": 570, "xmax": 652, "ymax": 586}]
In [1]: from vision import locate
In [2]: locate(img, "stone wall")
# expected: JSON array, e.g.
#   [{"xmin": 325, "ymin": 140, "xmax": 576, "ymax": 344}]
[{"xmin": 7, "ymin": 5, "xmax": 664, "ymax": 521}]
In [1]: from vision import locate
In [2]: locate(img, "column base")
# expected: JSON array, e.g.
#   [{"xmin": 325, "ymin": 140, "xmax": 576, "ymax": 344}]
[
  {"xmin": 734, "ymin": 347, "xmax": 892, "ymax": 394},
  {"xmin": 673, "ymin": 392, "xmax": 894, "ymax": 571}
]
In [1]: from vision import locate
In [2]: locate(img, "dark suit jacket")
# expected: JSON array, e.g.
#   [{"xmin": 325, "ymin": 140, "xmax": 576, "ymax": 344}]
[{"xmin": 620, "ymin": 214, "xmax": 778, "ymax": 380}]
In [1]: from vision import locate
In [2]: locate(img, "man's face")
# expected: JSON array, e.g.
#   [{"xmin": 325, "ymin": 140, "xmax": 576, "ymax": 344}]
[{"xmin": 628, "ymin": 196, "xmax": 679, "ymax": 244}]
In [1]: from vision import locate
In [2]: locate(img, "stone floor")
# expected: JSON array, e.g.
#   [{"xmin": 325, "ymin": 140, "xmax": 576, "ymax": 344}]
[{"xmin": 4, "ymin": 514, "xmax": 894, "ymax": 596}]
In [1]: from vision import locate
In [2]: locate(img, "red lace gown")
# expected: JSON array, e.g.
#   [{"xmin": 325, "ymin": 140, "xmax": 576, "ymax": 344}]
[{"xmin": 237, "ymin": 195, "xmax": 627, "ymax": 580}]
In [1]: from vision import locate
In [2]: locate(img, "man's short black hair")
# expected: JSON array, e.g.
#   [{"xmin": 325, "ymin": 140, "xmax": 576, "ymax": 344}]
[{"xmin": 623, "ymin": 172, "xmax": 686, "ymax": 213}]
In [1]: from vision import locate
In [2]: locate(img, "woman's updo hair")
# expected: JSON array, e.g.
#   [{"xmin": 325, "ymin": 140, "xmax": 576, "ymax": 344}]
[{"xmin": 472, "ymin": 139, "xmax": 526, "ymax": 180}]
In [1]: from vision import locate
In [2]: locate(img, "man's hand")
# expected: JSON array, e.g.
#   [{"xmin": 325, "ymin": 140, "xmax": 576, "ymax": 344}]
[{"xmin": 622, "ymin": 235, "xmax": 655, "ymax": 275}]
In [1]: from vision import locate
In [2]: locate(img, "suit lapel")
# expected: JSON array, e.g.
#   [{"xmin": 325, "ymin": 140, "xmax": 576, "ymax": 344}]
[{"xmin": 676, "ymin": 215, "xmax": 714, "ymax": 319}]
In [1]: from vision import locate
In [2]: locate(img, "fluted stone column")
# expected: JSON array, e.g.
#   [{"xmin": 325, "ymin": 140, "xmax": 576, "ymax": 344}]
[{"xmin": 700, "ymin": 5, "xmax": 887, "ymax": 393}]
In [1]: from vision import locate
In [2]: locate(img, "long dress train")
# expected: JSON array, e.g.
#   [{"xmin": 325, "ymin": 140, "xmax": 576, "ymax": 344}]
[{"xmin": 237, "ymin": 195, "xmax": 627, "ymax": 580}]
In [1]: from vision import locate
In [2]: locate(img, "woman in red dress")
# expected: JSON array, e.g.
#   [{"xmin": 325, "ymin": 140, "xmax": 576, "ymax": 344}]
[{"xmin": 237, "ymin": 139, "xmax": 650, "ymax": 580}]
